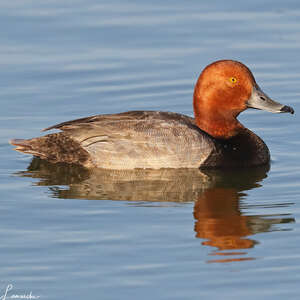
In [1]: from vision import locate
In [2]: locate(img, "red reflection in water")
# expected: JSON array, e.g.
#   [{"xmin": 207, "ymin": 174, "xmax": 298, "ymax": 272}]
[{"xmin": 194, "ymin": 188, "xmax": 256, "ymax": 262}]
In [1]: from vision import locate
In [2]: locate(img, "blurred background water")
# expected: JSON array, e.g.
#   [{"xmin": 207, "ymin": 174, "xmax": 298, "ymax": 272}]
[{"xmin": 0, "ymin": 0, "xmax": 300, "ymax": 299}]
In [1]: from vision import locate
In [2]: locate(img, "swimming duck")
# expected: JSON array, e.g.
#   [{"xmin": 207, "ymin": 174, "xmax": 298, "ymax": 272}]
[{"xmin": 10, "ymin": 60, "xmax": 294, "ymax": 169}]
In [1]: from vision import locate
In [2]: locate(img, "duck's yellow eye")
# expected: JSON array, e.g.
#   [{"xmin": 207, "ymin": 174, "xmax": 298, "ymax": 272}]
[{"xmin": 229, "ymin": 77, "xmax": 237, "ymax": 84}]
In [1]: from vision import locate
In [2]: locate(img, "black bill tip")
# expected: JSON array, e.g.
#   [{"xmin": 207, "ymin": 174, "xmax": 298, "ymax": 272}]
[{"xmin": 280, "ymin": 105, "xmax": 294, "ymax": 114}]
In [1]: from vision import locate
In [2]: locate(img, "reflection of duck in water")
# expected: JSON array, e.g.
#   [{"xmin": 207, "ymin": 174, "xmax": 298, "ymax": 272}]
[
  {"xmin": 194, "ymin": 188, "xmax": 256, "ymax": 251},
  {"xmin": 193, "ymin": 187, "xmax": 293, "ymax": 263},
  {"xmin": 18, "ymin": 158, "xmax": 294, "ymax": 263}
]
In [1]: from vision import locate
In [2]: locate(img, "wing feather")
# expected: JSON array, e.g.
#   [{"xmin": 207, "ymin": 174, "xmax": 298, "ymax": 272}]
[{"xmin": 41, "ymin": 111, "xmax": 213, "ymax": 169}]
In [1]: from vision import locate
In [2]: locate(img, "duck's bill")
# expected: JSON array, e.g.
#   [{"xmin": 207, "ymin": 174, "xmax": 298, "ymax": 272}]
[{"xmin": 247, "ymin": 84, "xmax": 294, "ymax": 114}]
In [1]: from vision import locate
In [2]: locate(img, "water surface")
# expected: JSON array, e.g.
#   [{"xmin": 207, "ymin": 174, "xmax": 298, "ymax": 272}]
[{"xmin": 1, "ymin": 1, "xmax": 300, "ymax": 299}]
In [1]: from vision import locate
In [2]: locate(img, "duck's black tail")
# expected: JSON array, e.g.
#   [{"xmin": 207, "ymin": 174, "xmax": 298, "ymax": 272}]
[
  {"xmin": 10, "ymin": 133, "xmax": 92, "ymax": 167},
  {"xmin": 10, "ymin": 138, "xmax": 47, "ymax": 158}
]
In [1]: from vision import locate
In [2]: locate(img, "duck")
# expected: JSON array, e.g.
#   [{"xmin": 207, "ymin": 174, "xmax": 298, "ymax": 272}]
[{"xmin": 10, "ymin": 60, "xmax": 294, "ymax": 169}]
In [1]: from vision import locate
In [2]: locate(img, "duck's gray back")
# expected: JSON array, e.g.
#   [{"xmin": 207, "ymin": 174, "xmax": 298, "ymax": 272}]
[{"xmin": 46, "ymin": 111, "xmax": 213, "ymax": 169}]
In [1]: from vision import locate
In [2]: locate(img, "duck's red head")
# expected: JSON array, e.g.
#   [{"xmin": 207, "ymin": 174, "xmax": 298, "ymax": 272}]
[{"xmin": 193, "ymin": 60, "xmax": 294, "ymax": 139}]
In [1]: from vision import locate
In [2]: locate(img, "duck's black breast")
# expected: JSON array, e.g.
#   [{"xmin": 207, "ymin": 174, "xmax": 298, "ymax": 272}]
[{"xmin": 201, "ymin": 128, "xmax": 270, "ymax": 168}]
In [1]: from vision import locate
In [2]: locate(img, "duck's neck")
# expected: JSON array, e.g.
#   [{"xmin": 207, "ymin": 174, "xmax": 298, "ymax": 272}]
[{"xmin": 193, "ymin": 95, "xmax": 244, "ymax": 139}]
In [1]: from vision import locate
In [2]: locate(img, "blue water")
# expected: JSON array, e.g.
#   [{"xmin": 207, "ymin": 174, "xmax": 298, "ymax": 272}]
[{"xmin": 1, "ymin": 1, "xmax": 300, "ymax": 299}]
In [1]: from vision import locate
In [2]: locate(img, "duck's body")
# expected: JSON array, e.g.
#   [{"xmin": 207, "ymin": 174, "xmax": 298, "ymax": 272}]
[
  {"xmin": 11, "ymin": 110, "xmax": 269, "ymax": 169},
  {"xmin": 10, "ymin": 60, "xmax": 293, "ymax": 169}
]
